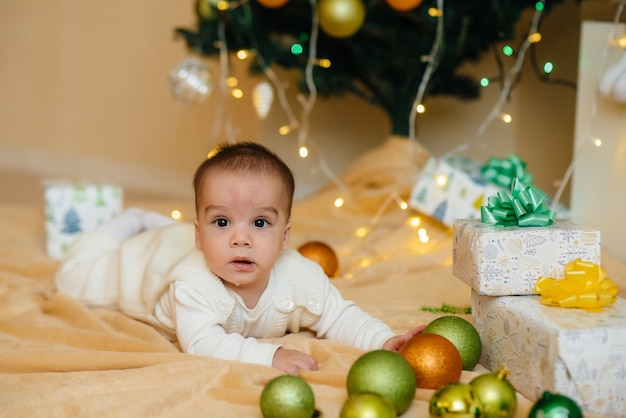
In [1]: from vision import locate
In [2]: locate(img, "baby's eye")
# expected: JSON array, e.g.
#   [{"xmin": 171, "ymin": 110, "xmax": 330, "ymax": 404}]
[
  {"xmin": 214, "ymin": 218, "xmax": 229, "ymax": 228},
  {"xmin": 253, "ymin": 218, "xmax": 269, "ymax": 228}
]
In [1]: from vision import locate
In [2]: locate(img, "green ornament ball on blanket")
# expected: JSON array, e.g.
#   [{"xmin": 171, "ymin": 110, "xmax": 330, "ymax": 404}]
[{"xmin": 260, "ymin": 375, "xmax": 316, "ymax": 418}]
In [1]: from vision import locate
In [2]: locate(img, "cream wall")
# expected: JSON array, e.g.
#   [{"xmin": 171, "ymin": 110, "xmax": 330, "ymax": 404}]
[
  {"xmin": 571, "ymin": 20, "xmax": 626, "ymax": 265},
  {"xmin": 0, "ymin": 0, "xmax": 579, "ymax": 205}
]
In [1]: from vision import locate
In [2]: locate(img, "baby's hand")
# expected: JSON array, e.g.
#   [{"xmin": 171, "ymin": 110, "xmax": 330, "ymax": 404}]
[
  {"xmin": 382, "ymin": 324, "xmax": 426, "ymax": 352},
  {"xmin": 272, "ymin": 347, "xmax": 318, "ymax": 376}
]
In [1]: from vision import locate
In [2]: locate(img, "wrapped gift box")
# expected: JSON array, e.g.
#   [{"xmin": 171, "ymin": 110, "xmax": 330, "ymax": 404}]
[
  {"xmin": 472, "ymin": 292, "xmax": 626, "ymax": 416},
  {"xmin": 453, "ymin": 219, "xmax": 601, "ymax": 296},
  {"xmin": 409, "ymin": 156, "xmax": 502, "ymax": 227},
  {"xmin": 43, "ymin": 180, "xmax": 123, "ymax": 258}
]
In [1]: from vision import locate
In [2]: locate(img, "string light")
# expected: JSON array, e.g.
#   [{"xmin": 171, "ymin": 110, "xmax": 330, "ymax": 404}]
[
  {"xmin": 480, "ymin": 77, "xmax": 490, "ymax": 87},
  {"xmin": 501, "ymin": 113, "xmax": 512, "ymax": 123},
  {"xmin": 226, "ymin": 77, "xmax": 238, "ymax": 87},
  {"xmin": 593, "ymin": 137, "xmax": 602, "ymax": 147},
  {"xmin": 435, "ymin": 174, "xmax": 448, "ymax": 187},
  {"xmin": 502, "ymin": 45, "xmax": 514, "ymax": 56},
  {"xmin": 317, "ymin": 58, "xmax": 332, "ymax": 68},
  {"xmin": 418, "ymin": 227, "xmax": 429, "ymax": 243},
  {"xmin": 428, "ymin": 7, "xmax": 442, "ymax": 17},
  {"xmin": 298, "ymin": 146, "xmax": 309, "ymax": 158},
  {"xmin": 407, "ymin": 216, "xmax": 422, "ymax": 228},
  {"xmin": 236, "ymin": 49, "xmax": 249, "ymax": 60},
  {"xmin": 416, "ymin": 104, "xmax": 426, "ymax": 113},
  {"xmin": 543, "ymin": 61, "xmax": 553, "ymax": 74},
  {"xmin": 355, "ymin": 227, "xmax": 369, "ymax": 238},
  {"xmin": 528, "ymin": 32, "xmax": 542, "ymax": 43},
  {"xmin": 170, "ymin": 210, "xmax": 182, "ymax": 220},
  {"xmin": 231, "ymin": 88, "xmax": 243, "ymax": 98},
  {"xmin": 334, "ymin": 197, "xmax": 344, "ymax": 208},
  {"xmin": 291, "ymin": 44, "xmax": 304, "ymax": 55},
  {"xmin": 278, "ymin": 124, "xmax": 294, "ymax": 135}
]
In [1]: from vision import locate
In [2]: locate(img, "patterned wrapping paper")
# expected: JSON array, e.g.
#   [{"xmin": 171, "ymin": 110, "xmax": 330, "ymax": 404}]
[
  {"xmin": 409, "ymin": 156, "xmax": 502, "ymax": 227},
  {"xmin": 472, "ymin": 292, "xmax": 626, "ymax": 416},
  {"xmin": 453, "ymin": 219, "xmax": 601, "ymax": 296},
  {"xmin": 43, "ymin": 180, "xmax": 123, "ymax": 259}
]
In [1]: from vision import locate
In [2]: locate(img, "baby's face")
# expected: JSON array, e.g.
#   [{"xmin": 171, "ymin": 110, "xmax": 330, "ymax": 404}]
[{"xmin": 194, "ymin": 170, "xmax": 291, "ymax": 293}]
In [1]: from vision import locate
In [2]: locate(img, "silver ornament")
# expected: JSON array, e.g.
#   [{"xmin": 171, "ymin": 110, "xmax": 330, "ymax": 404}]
[{"xmin": 169, "ymin": 56, "xmax": 213, "ymax": 104}]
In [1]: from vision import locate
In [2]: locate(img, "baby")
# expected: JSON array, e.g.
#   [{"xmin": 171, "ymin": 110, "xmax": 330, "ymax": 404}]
[{"xmin": 56, "ymin": 141, "xmax": 422, "ymax": 375}]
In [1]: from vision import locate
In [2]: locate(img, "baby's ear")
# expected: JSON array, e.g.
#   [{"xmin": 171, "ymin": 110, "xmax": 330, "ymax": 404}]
[
  {"xmin": 193, "ymin": 218, "xmax": 202, "ymax": 248},
  {"xmin": 281, "ymin": 222, "xmax": 291, "ymax": 249}
]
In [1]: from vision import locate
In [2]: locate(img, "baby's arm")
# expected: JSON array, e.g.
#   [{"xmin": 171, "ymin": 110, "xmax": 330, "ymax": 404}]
[{"xmin": 167, "ymin": 282, "xmax": 316, "ymax": 374}]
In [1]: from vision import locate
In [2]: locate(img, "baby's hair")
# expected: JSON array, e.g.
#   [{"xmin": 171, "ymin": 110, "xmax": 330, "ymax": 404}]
[{"xmin": 193, "ymin": 141, "xmax": 295, "ymax": 216}]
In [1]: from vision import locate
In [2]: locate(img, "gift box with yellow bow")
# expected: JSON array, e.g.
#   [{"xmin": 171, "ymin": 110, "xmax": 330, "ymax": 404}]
[
  {"xmin": 471, "ymin": 290, "xmax": 626, "ymax": 416},
  {"xmin": 453, "ymin": 218, "xmax": 601, "ymax": 296}
]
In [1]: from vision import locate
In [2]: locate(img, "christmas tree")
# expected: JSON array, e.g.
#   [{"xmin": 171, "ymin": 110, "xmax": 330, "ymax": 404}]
[{"xmin": 175, "ymin": 0, "xmax": 563, "ymax": 138}]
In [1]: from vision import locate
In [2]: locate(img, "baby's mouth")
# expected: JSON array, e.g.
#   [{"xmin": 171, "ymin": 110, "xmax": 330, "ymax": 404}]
[{"xmin": 232, "ymin": 257, "xmax": 255, "ymax": 271}]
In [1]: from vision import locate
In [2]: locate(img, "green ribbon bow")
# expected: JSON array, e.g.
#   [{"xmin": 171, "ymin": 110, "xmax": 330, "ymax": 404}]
[
  {"xmin": 481, "ymin": 178, "xmax": 556, "ymax": 227},
  {"xmin": 481, "ymin": 154, "xmax": 533, "ymax": 189}
]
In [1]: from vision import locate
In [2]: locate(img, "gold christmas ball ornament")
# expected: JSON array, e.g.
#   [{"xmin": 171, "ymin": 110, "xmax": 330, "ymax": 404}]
[
  {"xmin": 256, "ymin": 0, "xmax": 289, "ymax": 8},
  {"xmin": 429, "ymin": 382, "xmax": 484, "ymax": 418},
  {"xmin": 423, "ymin": 315, "xmax": 482, "ymax": 370},
  {"xmin": 399, "ymin": 333, "xmax": 463, "ymax": 390},
  {"xmin": 346, "ymin": 350, "xmax": 416, "ymax": 415},
  {"xmin": 385, "ymin": 0, "xmax": 423, "ymax": 11},
  {"xmin": 297, "ymin": 240, "xmax": 339, "ymax": 277},
  {"xmin": 340, "ymin": 393, "xmax": 396, "ymax": 418},
  {"xmin": 469, "ymin": 367, "xmax": 517, "ymax": 418},
  {"xmin": 318, "ymin": 0, "xmax": 366, "ymax": 38},
  {"xmin": 260, "ymin": 375, "xmax": 316, "ymax": 418}
]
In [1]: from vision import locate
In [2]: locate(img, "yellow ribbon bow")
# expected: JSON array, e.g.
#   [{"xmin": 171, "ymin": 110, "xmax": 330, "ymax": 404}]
[{"xmin": 535, "ymin": 259, "xmax": 619, "ymax": 311}]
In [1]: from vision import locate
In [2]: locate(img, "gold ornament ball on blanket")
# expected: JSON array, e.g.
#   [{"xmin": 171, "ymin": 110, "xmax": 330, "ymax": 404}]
[
  {"xmin": 423, "ymin": 315, "xmax": 482, "ymax": 370},
  {"xmin": 346, "ymin": 350, "xmax": 416, "ymax": 415},
  {"xmin": 399, "ymin": 333, "xmax": 463, "ymax": 390},
  {"xmin": 260, "ymin": 375, "xmax": 316, "ymax": 418},
  {"xmin": 429, "ymin": 382, "xmax": 484, "ymax": 418},
  {"xmin": 469, "ymin": 367, "xmax": 517, "ymax": 418},
  {"xmin": 297, "ymin": 240, "xmax": 339, "ymax": 277},
  {"xmin": 340, "ymin": 393, "xmax": 396, "ymax": 418}
]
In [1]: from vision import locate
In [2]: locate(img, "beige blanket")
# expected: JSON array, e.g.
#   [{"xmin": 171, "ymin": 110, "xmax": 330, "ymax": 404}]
[{"xmin": 1, "ymin": 138, "xmax": 624, "ymax": 417}]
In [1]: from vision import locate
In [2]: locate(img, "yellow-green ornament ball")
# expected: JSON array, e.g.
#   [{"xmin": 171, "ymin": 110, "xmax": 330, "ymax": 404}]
[
  {"xmin": 469, "ymin": 367, "xmax": 517, "ymax": 418},
  {"xmin": 347, "ymin": 350, "xmax": 416, "ymax": 415},
  {"xmin": 318, "ymin": 0, "xmax": 365, "ymax": 38},
  {"xmin": 423, "ymin": 315, "xmax": 482, "ymax": 370},
  {"xmin": 260, "ymin": 375, "xmax": 315, "ymax": 418},
  {"xmin": 340, "ymin": 393, "xmax": 396, "ymax": 418},
  {"xmin": 429, "ymin": 382, "xmax": 483, "ymax": 418}
]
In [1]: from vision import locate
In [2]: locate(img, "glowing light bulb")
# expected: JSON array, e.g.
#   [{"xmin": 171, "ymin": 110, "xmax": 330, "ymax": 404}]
[
  {"xmin": 355, "ymin": 227, "xmax": 369, "ymax": 238},
  {"xmin": 528, "ymin": 32, "xmax": 542, "ymax": 43},
  {"xmin": 619, "ymin": 36, "xmax": 626, "ymax": 48},
  {"xmin": 291, "ymin": 44, "xmax": 303, "ymax": 55},
  {"xmin": 226, "ymin": 77, "xmax": 238, "ymax": 87},
  {"xmin": 398, "ymin": 200, "xmax": 408, "ymax": 210},
  {"xmin": 334, "ymin": 197, "xmax": 344, "ymax": 208},
  {"xmin": 216, "ymin": 1, "xmax": 229, "ymax": 10},
  {"xmin": 231, "ymin": 88, "xmax": 244, "ymax": 99},
  {"xmin": 318, "ymin": 58, "xmax": 331, "ymax": 68},
  {"xmin": 501, "ymin": 113, "xmax": 512, "ymax": 124},
  {"xmin": 543, "ymin": 62, "xmax": 553, "ymax": 74},
  {"xmin": 298, "ymin": 146, "xmax": 309, "ymax": 158},
  {"xmin": 358, "ymin": 258, "xmax": 372, "ymax": 268},
  {"xmin": 236, "ymin": 50, "xmax": 249, "ymax": 60},
  {"xmin": 428, "ymin": 7, "xmax": 442, "ymax": 17},
  {"xmin": 171, "ymin": 210, "xmax": 182, "ymax": 220},
  {"xmin": 593, "ymin": 137, "xmax": 602, "ymax": 147},
  {"xmin": 435, "ymin": 174, "xmax": 448, "ymax": 187},
  {"xmin": 416, "ymin": 104, "xmax": 426, "ymax": 114},
  {"xmin": 407, "ymin": 216, "xmax": 421, "ymax": 228},
  {"xmin": 279, "ymin": 125, "xmax": 292, "ymax": 135},
  {"xmin": 207, "ymin": 147, "xmax": 219, "ymax": 159},
  {"xmin": 502, "ymin": 45, "xmax": 514, "ymax": 56},
  {"xmin": 480, "ymin": 77, "xmax": 490, "ymax": 87},
  {"xmin": 418, "ymin": 227, "xmax": 429, "ymax": 243},
  {"xmin": 535, "ymin": 1, "xmax": 544, "ymax": 11}
]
